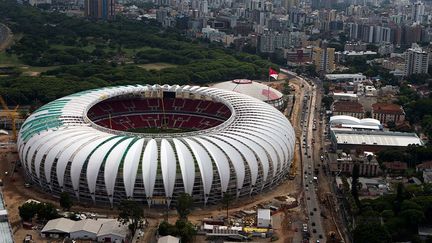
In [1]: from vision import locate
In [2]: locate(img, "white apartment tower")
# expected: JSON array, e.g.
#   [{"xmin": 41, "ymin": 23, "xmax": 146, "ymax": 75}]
[
  {"xmin": 412, "ymin": 1, "xmax": 425, "ymax": 23},
  {"xmin": 404, "ymin": 45, "xmax": 429, "ymax": 76}
]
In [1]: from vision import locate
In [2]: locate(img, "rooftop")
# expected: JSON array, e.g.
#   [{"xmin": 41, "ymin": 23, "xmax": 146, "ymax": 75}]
[
  {"xmin": 332, "ymin": 92, "xmax": 358, "ymax": 98},
  {"xmin": 41, "ymin": 218, "xmax": 128, "ymax": 238},
  {"xmin": 332, "ymin": 101, "xmax": 364, "ymax": 113},
  {"xmin": 325, "ymin": 73, "xmax": 366, "ymax": 80},
  {"xmin": 372, "ymin": 103, "xmax": 405, "ymax": 115},
  {"xmin": 211, "ymin": 80, "xmax": 283, "ymax": 101},
  {"xmin": 257, "ymin": 208, "xmax": 271, "ymax": 220},
  {"xmin": 158, "ymin": 235, "xmax": 181, "ymax": 243},
  {"xmin": 332, "ymin": 130, "xmax": 423, "ymax": 147},
  {"xmin": 416, "ymin": 161, "xmax": 432, "ymax": 170},
  {"xmin": 383, "ymin": 161, "xmax": 408, "ymax": 170}
]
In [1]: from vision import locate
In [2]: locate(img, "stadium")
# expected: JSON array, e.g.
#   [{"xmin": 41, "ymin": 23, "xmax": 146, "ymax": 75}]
[{"xmin": 17, "ymin": 85, "xmax": 295, "ymax": 207}]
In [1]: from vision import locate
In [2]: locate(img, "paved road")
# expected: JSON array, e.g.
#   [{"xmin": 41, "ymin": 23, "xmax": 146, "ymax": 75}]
[{"xmin": 281, "ymin": 70, "xmax": 326, "ymax": 243}]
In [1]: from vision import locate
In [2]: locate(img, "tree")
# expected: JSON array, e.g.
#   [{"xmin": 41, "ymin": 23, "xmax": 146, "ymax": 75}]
[
  {"xmin": 175, "ymin": 220, "xmax": 196, "ymax": 243},
  {"xmin": 37, "ymin": 203, "xmax": 60, "ymax": 221},
  {"xmin": 176, "ymin": 193, "xmax": 193, "ymax": 221},
  {"xmin": 18, "ymin": 202, "xmax": 39, "ymax": 221},
  {"xmin": 394, "ymin": 183, "xmax": 405, "ymax": 214},
  {"xmin": 353, "ymin": 222, "xmax": 391, "ymax": 243},
  {"xmin": 221, "ymin": 192, "xmax": 234, "ymax": 221},
  {"xmin": 365, "ymin": 111, "xmax": 372, "ymax": 118},
  {"xmin": 321, "ymin": 96, "xmax": 333, "ymax": 110},
  {"xmin": 59, "ymin": 192, "xmax": 73, "ymax": 211},
  {"xmin": 118, "ymin": 199, "xmax": 144, "ymax": 235},
  {"xmin": 351, "ymin": 163, "xmax": 361, "ymax": 209}
]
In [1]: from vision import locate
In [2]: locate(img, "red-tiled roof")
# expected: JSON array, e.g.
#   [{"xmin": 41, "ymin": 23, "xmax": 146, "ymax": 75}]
[
  {"xmin": 383, "ymin": 161, "xmax": 407, "ymax": 170},
  {"xmin": 372, "ymin": 103, "xmax": 404, "ymax": 115},
  {"xmin": 416, "ymin": 161, "xmax": 432, "ymax": 170},
  {"xmin": 332, "ymin": 101, "xmax": 364, "ymax": 113}
]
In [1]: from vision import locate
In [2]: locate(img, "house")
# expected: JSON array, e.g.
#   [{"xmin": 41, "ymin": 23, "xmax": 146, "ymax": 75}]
[
  {"xmin": 257, "ymin": 209, "xmax": 271, "ymax": 228},
  {"xmin": 372, "ymin": 103, "xmax": 405, "ymax": 125}
]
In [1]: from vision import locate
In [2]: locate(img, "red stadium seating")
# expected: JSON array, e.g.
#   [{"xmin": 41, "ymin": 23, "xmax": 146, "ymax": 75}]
[{"xmin": 88, "ymin": 97, "xmax": 231, "ymax": 131}]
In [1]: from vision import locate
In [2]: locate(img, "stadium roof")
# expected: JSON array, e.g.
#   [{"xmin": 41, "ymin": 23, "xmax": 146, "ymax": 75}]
[
  {"xmin": 332, "ymin": 130, "xmax": 423, "ymax": 147},
  {"xmin": 18, "ymin": 85, "xmax": 295, "ymax": 206},
  {"xmin": 211, "ymin": 80, "xmax": 283, "ymax": 102}
]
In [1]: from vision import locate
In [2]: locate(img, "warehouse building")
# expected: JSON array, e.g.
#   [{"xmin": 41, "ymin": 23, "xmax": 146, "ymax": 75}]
[{"xmin": 331, "ymin": 129, "xmax": 423, "ymax": 152}]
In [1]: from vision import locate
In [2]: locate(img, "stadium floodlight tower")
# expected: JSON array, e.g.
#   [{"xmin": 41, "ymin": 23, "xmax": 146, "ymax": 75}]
[{"xmin": 18, "ymin": 84, "xmax": 295, "ymax": 207}]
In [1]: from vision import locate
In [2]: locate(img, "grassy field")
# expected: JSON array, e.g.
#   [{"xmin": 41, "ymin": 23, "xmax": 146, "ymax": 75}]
[
  {"xmin": 0, "ymin": 52, "xmax": 60, "ymax": 76},
  {"xmin": 0, "ymin": 52, "xmax": 21, "ymax": 66},
  {"xmin": 51, "ymin": 44, "xmax": 97, "ymax": 52},
  {"xmin": 127, "ymin": 127, "xmax": 196, "ymax": 133},
  {"xmin": 137, "ymin": 62, "xmax": 178, "ymax": 70}
]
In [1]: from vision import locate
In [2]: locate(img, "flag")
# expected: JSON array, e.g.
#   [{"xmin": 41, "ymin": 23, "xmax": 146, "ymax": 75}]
[{"xmin": 269, "ymin": 68, "xmax": 278, "ymax": 80}]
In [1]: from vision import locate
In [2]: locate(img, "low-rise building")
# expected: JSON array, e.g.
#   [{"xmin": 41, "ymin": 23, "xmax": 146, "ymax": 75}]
[
  {"xmin": 332, "ymin": 101, "xmax": 365, "ymax": 119},
  {"xmin": 344, "ymin": 42, "xmax": 367, "ymax": 52},
  {"xmin": 257, "ymin": 209, "xmax": 271, "ymax": 228},
  {"xmin": 325, "ymin": 73, "xmax": 366, "ymax": 83},
  {"xmin": 41, "ymin": 218, "xmax": 130, "ymax": 242},
  {"xmin": 372, "ymin": 103, "xmax": 405, "ymax": 125},
  {"xmin": 332, "ymin": 92, "xmax": 358, "ymax": 101},
  {"xmin": 383, "ymin": 161, "xmax": 408, "ymax": 174},
  {"xmin": 328, "ymin": 152, "xmax": 381, "ymax": 176},
  {"xmin": 331, "ymin": 129, "xmax": 423, "ymax": 152}
]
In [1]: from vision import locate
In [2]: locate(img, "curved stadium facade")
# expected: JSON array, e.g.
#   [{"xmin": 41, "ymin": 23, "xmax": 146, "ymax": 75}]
[{"xmin": 18, "ymin": 85, "xmax": 295, "ymax": 206}]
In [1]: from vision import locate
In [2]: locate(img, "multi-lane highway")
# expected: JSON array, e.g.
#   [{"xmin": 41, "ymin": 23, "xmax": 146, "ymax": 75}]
[
  {"xmin": 281, "ymin": 69, "xmax": 326, "ymax": 243},
  {"xmin": 301, "ymin": 77, "xmax": 326, "ymax": 243}
]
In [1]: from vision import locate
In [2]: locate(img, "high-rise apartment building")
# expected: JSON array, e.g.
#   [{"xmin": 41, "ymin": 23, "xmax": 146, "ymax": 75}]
[
  {"xmin": 412, "ymin": 1, "xmax": 425, "ymax": 23},
  {"xmin": 84, "ymin": 0, "xmax": 115, "ymax": 20},
  {"xmin": 282, "ymin": 0, "xmax": 298, "ymax": 10},
  {"xmin": 404, "ymin": 44, "xmax": 429, "ymax": 76},
  {"xmin": 312, "ymin": 47, "xmax": 335, "ymax": 73}
]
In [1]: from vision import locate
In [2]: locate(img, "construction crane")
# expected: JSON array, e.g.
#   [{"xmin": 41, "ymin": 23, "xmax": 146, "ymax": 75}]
[{"xmin": 0, "ymin": 95, "xmax": 19, "ymax": 142}]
